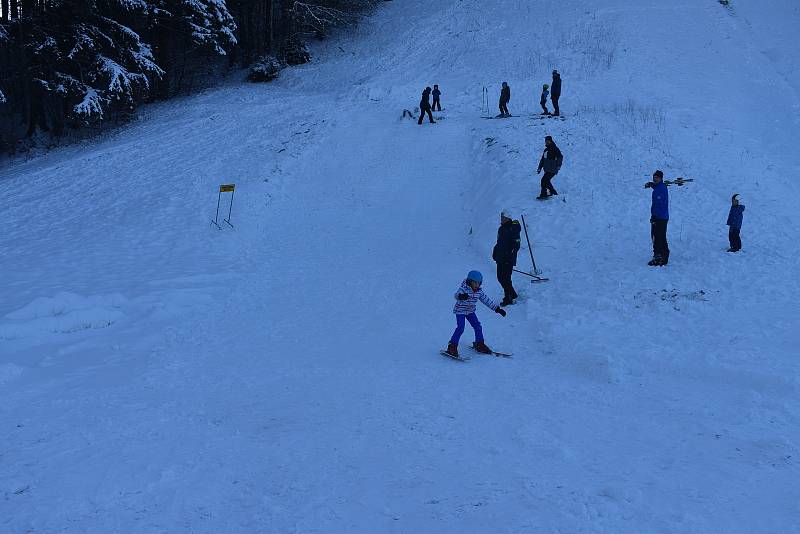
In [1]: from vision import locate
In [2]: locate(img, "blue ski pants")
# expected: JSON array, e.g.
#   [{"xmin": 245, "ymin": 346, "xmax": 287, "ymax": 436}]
[{"xmin": 450, "ymin": 313, "xmax": 484, "ymax": 345}]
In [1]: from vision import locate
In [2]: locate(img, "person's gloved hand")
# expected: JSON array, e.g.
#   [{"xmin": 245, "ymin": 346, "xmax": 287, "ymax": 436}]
[
  {"xmin": 457, "ymin": 293, "xmax": 469, "ymax": 300},
  {"xmin": 495, "ymin": 307, "xmax": 506, "ymax": 317}
]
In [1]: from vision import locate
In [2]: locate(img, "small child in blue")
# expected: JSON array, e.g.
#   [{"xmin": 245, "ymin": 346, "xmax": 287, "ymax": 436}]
[
  {"xmin": 445, "ymin": 270, "xmax": 506, "ymax": 358},
  {"xmin": 540, "ymin": 83, "xmax": 550, "ymax": 115},
  {"xmin": 727, "ymin": 194, "xmax": 745, "ymax": 252}
]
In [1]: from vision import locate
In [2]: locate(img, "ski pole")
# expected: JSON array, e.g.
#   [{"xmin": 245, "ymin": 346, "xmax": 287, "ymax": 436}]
[{"xmin": 521, "ymin": 214, "xmax": 539, "ymax": 275}]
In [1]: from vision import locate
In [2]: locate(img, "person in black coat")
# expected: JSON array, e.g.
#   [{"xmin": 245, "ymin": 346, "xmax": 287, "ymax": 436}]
[
  {"xmin": 499, "ymin": 82, "xmax": 511, "ymax": 116},
  {"xmin": 536, "ymin": 135, "xmax": 563, "ymax": 199},
  {"xmin": 492, "ymin": 210, "xmax": 522, "ymax": 306},
  {"xmin": 551, "ymin": 70, "xmax": 562, "ymax": 116},
  {"xmin": 432, "ymin": 84, "xmax": 442, "ymax": 111},
  {"xmin": 418, "ymin": 87, "xmax": 435, "ymax": 125}
]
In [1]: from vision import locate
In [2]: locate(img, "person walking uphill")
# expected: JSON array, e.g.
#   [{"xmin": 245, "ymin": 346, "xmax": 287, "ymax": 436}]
[
  {"xmin": 551, "ymin": 70, "xmax": 562, "ymax": 116},
  {"xmin": 418, "ymin": 86, "xmax": 435, "ymax": 125},
  {"xmin": 499, "ymin": 82, "xmax": 511, "ymax": 116},
  {"xmin": 726, "ymin": 194, "xmax": 745, "ymax": 252},
  {"xmin": 536, "ymin": 135, "xmax": 563, "ymax": 199},
  {"xmin": 645, "ymin": 170, "xmax": 670, "ymax": 266},
  {"xmin": 493, "ymin": 210, "xmax": 521, "ymax": 306},
  {"xmin": 445, "ymin": 271, "xmax": 506, "ymax": 358},
  {"xmin": 432, "ymin": 84, "xmax": 442, "ymax": 111}
]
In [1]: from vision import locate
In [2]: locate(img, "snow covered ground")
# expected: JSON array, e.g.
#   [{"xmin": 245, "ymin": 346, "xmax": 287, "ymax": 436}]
[{"xmin": 2, "ymin": 0, "xmax": 799, "ymax": 531}]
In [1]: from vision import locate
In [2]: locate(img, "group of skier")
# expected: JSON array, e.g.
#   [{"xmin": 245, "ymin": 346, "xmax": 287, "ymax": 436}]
[{"xmin": 423, "ymin": 71, "xmax": 745, "ymax": 357}]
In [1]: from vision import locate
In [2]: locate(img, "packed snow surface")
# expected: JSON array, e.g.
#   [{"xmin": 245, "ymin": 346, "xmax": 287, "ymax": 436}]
[{"xmin": 2, "ymin": 0, "xmax": 799, "ymax": 531}]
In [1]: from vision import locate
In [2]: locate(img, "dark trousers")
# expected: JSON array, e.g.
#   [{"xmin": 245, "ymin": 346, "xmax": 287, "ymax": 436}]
[
  {"xmin": 651, "ymin": 218, "xmax": 670, "ymax": 262},
  {"xmin": 540, "ymin": 172, "xmax": 557, "ymax": 196},
  {"xmin": 728, "ymin": 227, "xmax": 741, "ymax": 250},
  {"xmin": 432, "ymin": 98, "xmax": 441, "ymax": 111},
  {"xmin": 496, "ymin": 262, "xmax": 517, "ymax": 303},
  {"xmin": 418, "ymin": 106, "xmax": 434, "ymax": 124},
  {"xmin": 552, "ymin": 95, "xmax": 560, "ymax": 116},
  {"xmin": 499, "ymin": 100, "xmax": 509, "ymax": 115},
  {"xmin": 540, "ymin": 101, "xmax": 549, "ymax": 114}
]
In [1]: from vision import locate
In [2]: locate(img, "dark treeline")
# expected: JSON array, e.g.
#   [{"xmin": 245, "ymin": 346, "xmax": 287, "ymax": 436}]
[{"xmin": 0, "ymin": 0, "xmax": 378, "ymax": 153}]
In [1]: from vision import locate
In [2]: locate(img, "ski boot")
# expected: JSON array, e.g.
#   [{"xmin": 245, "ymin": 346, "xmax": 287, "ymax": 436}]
[
  {"xmin": 648, "ymin": 255, "xmax": 662, "ymax": 266},
  {"xmin": 473, "ymin": 341, "xmax": 493, "ymax": 354},
  {"xmin": 445, "ymin": 343, "xmax": 459, "ymax": 358}
]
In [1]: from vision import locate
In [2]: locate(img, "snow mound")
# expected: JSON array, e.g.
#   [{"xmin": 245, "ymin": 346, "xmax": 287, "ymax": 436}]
[{"xmin": 0, "ymin": 292, "xmax": 128, "ymax": 339}]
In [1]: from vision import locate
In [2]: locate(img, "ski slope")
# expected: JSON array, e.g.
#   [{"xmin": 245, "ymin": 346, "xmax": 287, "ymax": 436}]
[{"xmin": 2, "ymin": 0, "xmax": 800, "ymax": 531}]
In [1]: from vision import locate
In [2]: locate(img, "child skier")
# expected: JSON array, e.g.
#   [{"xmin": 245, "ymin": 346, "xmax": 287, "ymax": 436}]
[
  {"xmin": 726, "ymin": 194, "xmax": 745, "ymax": 252},
  {"xmin": 445, "ymin": 270, "xmax": 506, "ymax": 358},
  {"xmin": 540, "ymin": 83, "xmax": 550, "ymax": 115}
]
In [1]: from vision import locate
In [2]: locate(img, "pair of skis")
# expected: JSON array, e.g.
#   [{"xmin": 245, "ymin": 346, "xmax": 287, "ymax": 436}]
[{"xmin": 440, "ymin": 345, "xmax": 513, "ymax": 362}]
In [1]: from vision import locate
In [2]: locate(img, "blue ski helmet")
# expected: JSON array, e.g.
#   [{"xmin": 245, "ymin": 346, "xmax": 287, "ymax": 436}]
[{"xmin": 467, "ymin": 270, "xmax": 483, "ymax": 283}]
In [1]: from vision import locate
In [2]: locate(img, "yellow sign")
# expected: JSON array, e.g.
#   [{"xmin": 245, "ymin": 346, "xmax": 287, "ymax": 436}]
[{"xmin": 219, "ymin": 184, "xmax": 235, "ymax": 192}]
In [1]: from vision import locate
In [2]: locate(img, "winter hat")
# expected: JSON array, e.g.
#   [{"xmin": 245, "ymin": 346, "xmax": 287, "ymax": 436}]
[
  {"xmin": 544, "ymin": 135, "xmax": 553, "ymax": 142},
  {"xmin": 553, "ymin": 69, "xmax": 559, "ymax": 75},
  {"xmin": 653, "ymin": 170, "xmax": 664, "ymax": 178},
  {"xmin": 732, "ymin": 193, "xmax": 740, "ymax": 201},
  {"xmin": 467, "ymin": 270, "xmax": 483, "ymax": 283},
  {"xmin": 500, "ymin": 209, "xmax": 512, "ymax": 220},
  {"xmin": 543, "ymin": 83, "xmax": 549, "ymax": 89}
]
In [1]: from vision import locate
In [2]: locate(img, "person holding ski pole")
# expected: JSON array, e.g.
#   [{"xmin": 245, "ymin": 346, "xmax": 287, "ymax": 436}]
[
  {"xmin": 540, "ymin": 83, "xmax": 550, "ymax": 115},
  {"xmin": 418, "ymin": 86, "xmax": 435, "ymax": 125},
  {"xmin": 432, "ymin": 84, "xmax": 442, "ymax": 111},
  {"xmin": 551, "ymin": 70, "xmax": 562, "ymax": 116},
  {"xmin": 536, "ymin": 135, "xmax": 563, "ymax": 199},
  {"xmin": 499, "ymin": 82, "xmax": 511, "ymax": 116},
  {"xmin": 726, "ymin": 194, "xmax": 745, "ymax": 252},
  {"xmin": 493, "ymin": 210, "xmax": 521, "ymax": 306},
  {"xmin": 445, "ymin": 271, "xmax": 506, "ymax": 358},
  {"xmin": 645, "ymin": 170, "xmax": 670, "ymax": 266}
]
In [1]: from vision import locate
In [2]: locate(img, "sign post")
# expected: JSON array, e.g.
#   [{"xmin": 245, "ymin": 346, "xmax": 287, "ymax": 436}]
[{"xmin": 212, "ymin": 184, "xmax": 236, "ymax": 229}]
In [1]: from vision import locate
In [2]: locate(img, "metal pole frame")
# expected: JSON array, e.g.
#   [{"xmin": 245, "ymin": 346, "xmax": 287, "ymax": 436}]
[
  {"xmin": 211, "ymin": 191, "xmax": 222, "ymax": 229},
  {"xmin": 223, "ymin": 189, "xmax": 235, "ymax": 228}
]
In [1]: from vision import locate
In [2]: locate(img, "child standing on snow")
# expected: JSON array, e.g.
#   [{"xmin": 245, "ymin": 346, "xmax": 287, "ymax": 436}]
[
  {"xmin": 445, "ymin": 271, "xmax": 506, "ymax": 358},
  {"xmin": 727, "ymin": 194, "xmax": 745, "ymax": 252},
  {"xmin": 540, "ymin": 83, "xmax": 550, "ymax": 115}
]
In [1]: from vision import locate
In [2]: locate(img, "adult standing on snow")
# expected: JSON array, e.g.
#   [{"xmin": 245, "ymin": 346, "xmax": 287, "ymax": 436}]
[
  {"xmin": 445, "ymin": 271, "xmax": 506, "ymax": 359},
  {"xmin": 551, "ymin": 70, "xmax": 562, "ymax": 116},
  {"xmin": 493, "ymin": 210, "xmax": 522, "ymax": 306},
  {"xmin": 418, "ymin": 86, "xmax": 435, "ymax": 125},
  {"xmin": 645, "ymin": 170, "xmax": 670, "ymax": 266},
  {"xmin": 499, "ymin": 82, "xmax": 511, "ymax": 116},
  {"xmin": 432, "ymin": 84, "xmax": 442, "ymax": 111},
  {"xmin": 726, "ymin": 194, "xmax": 745, "ymax": 252},
  {"xmin": 536, "ymin": 135, "xmax": 563, "ymax": 199}
]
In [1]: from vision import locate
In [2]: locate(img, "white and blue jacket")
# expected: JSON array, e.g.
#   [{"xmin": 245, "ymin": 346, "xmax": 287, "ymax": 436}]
[{"xmin": 453, "ymin": 280, "xmax": 499, "ymax": 315}]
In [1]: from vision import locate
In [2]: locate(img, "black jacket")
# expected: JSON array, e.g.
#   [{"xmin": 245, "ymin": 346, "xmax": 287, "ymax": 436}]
[
  {"xmin": 420, "ymin": 88, "xmax": 432, "ymax": 109},
  {"xmin": 551, "ymin": 73, "xmax": 562, "ymax": 98},
  {"xmin": 500, "ymin": 85, "xmax": 511, "ymax": 103},
  {"xmin": 432, "ymin": 88, "xmax": 441, "ymax": 99},
  {"xmin": 492, "ymin": 220, "xmax": 522, "ymax": 266},
  {"xmin": 538, "ymin": 144, "xmax": 563, "ymax": 174}
]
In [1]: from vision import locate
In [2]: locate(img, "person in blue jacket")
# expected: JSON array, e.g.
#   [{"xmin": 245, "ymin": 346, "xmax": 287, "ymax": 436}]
[
  {"xmin": 540, "ymin": 83, "xmax": 550, "ymax": 115},
  {"xmin": 445, "ymin": 270, "xmax": 506, "ymax": 358},
  {"xmin": 727, "ymin": 194, "xmax": 745, "ymax": 252},
  {"xmin": 645, "ymin": 170, "xmax": 670, "ymax": 266}
]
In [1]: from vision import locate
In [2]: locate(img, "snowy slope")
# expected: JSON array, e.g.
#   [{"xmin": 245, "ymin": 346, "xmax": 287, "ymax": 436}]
[{"xmin": 2, "ymin": 0, "xmax": 799, "ymax": 532}]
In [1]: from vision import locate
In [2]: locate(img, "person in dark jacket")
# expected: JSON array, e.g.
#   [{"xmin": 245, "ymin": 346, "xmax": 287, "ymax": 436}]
[
  {"xmin": 432, "ymin": 84, "xmax": 442, "ymax": 111},
  {"xmin": 499, "ymin": 82, "xmax": 511, "ymax": 116},
  {"xmin": 645, "ymin": 170, "xmax": 670, "ymax": 266},
  {"xmin": 540, "ymin": 84, "xmax": 550, "ymax": 115},
  {"xmin": 726, "ymin": 194, "xmax": 745, "ymax": 252},
  {"xmin": 418, "ymin": 86, "xmax": 435, "ymax": 125},
  {"xmin": 536, "ymin": 135, "xmax": 563, "ymax": 199},
  {"xmin": 551, "ymin": 70, "xmax": 561, "ymax": 116},
  {"xmin": 492, "ymin": 210, "xmax": 522, "ymax": 306}
]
